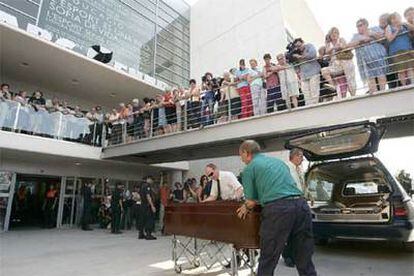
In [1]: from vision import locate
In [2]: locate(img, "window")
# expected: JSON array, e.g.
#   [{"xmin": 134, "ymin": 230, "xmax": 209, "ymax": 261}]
[
  {"xmin": 343, "ymin": 181, "xmax": 382, "ymax": 196},
  {"xmin": 308, "ymin": 179, "xmax": 333, "ymax": 201}
]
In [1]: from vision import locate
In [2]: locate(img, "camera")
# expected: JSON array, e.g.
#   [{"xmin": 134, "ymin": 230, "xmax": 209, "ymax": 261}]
[{"xmin": 285, "ymin": 38, "xmax": 303, "ymax": 64}]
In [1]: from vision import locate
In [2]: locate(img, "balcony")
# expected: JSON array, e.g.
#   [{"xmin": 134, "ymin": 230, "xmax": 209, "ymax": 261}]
[{"xmin": 0, "ymin": 100, "xmax": 102, "ymax": 146}]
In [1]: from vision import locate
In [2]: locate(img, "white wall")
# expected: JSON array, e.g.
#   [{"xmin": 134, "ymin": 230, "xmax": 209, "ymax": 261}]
[
  {"xmin": 280, "ymin": 0, "xmax": 324, "ymax": 46},
  {"xmin": 190, "ymin": 0, "xmax": 287, "ymax": 79}
]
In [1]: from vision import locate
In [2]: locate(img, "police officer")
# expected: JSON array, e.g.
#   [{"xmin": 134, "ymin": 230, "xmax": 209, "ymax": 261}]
[
  {"xmin": 237, "ymin": 140, "xmax": 317, "ymax": 276},
  {"xmin": 111, "ymin": 182, "xmax": 123, "ymax": 234},
  {"xmin": 81, "ymin": 182, "xmax": 93, "ymax": 231},
  {"xmin": 138, "ymin": 176, "xmax": 157, "ymax": 240}
]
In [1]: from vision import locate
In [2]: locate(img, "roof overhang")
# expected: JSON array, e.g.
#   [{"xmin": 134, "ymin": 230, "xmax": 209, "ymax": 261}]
[{"xmin": 0, "ymin": 22, "xmax": 163, "ymax": 109}]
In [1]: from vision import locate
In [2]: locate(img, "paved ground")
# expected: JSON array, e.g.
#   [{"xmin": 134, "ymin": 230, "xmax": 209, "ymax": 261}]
[{"xmin": 0, "ymin": 228, "xmax": 413, "ymax": 276}]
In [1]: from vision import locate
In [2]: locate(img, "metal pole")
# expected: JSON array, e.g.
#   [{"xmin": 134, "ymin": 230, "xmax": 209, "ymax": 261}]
[
  {"xmin": 56, "ymin": 176, "xmax": 67, "ymax": 228},
  {"xmin": 12, "ymin": 103, "xmax": 21, "ymax": 131},
  {"xmin": 3, "ymin": 173, "xmax": 16, "ymax": 232},
  {"xmin": 122, "ymin": 122, "xmax": 127, "ymax": 144},
  {"xmin": 152, "ymin": 0, "xmax": 159, "ymax": 78},
  {"xmin": 249, "ymin": 249, "xmax": 256, "ymax": 275},
  {"xmin": 92, "ymin": 122, "xmax": 97, "ymax": 146},
  {"xmin": 56, "ymin": 113, "xmax": 63, "ymax": 139},
  {"xmin": 150, "ymin": 110, "xmax": 154, "ymax": 137},
  {"xmin": 70, "ymin": 177, "xmax": 77, "ymax": 227},
  {"xmin": 228, "ymin": 96, "xmax": 232, "ymax": 121},
  {"xmin": 231, "ymin": 246, "xmax": 239, "ymax": 276},
  {"xmin": 184, "ymin": 101, "xmax": 188, "ymax": 130}
]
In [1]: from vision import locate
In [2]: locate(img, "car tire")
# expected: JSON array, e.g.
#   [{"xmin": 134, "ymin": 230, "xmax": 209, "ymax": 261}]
[
  {"xmin": 314, "ymin": 238, "xmax": 329, "ymax": 246},
  {"xmin": 403, "ymin": 241, "xmax": 414, "ymax": 252}
]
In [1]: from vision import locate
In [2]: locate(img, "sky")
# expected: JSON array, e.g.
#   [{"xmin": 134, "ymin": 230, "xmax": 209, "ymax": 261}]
[{"xmin": 183, "ymin": 0, "xmax": 414, "ymax": 178}]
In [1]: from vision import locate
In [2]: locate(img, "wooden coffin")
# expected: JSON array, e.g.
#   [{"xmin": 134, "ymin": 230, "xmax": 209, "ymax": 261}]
[{"xmin": 164, "ymin": 201, "xmax": 261, "ymax": 249}]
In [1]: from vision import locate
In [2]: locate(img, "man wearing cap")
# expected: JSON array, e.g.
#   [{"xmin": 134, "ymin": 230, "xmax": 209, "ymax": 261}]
[
  {"xmin": 237, "ymin": 140, "xmax": 316, "ymax": 276},
  {"xmin": 202, "ymin": 163, "xmax": 244, "ymax": 202}
]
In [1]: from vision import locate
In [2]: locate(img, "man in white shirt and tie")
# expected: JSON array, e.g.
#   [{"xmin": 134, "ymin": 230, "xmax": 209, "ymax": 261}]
[
  {"xmin": 202, "ymin": 163, "xmax": 244, "ymax": 202},
  {"xmin": 284, "ymin": 148, "xmax": 314, "ymax": 268},
  {"xmin": 286, "ymin": 148, "xmax": 314, "ymax": 201}
]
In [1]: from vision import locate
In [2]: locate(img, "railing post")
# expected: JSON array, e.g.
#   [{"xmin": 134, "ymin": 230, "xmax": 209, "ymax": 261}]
[
  {"xmin": 227, "ymin": 97, "xmax": 232, "ymax": 121},
  {"xmin": 12, "ymin": 102, "xmax": 21, "ymax": 131},
  {"xmin": 149, "ymin": 110, "xmax": 154, "ymax": 138},
  {"xmin": 56, "ymin": 113, "xmax": 63, "ymax": 140},
  {"xmin": 92, "ymin": 122, "xmax": 97, "ymax": 146},
  {"xmin": 122, "ymin": 122, "xmax": 127, "ymax": 143},
  {"xmin": 184, "ymin": 101, "xmax": 188, "ymax": 131},
  {"xmin": 101, "ymin": 123, "xmax": 106, "ymax": 147}
]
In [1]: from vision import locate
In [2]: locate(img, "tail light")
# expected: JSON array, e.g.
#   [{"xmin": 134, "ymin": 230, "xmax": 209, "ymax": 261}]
[{"xmin": 394, "ymin": 207, "xmax": 408, "ymax": 218}]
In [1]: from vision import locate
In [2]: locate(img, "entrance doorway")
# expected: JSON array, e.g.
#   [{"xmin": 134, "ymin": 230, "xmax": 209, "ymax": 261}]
[{"xmin": 9, "ymin": 174, "xmax": 61, "ymax": 229}]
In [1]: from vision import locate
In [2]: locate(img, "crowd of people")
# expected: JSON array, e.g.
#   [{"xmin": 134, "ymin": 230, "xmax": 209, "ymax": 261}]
[
  {"xmin": 0, "ymin": 83, "xmax": 103, "ymax": 146},
  {"xmin": 1, "ymin": 9, "xmax": 413, "ymax": 147},
  {"xmin": 103, "ymin": 9, "xmax": 414, "ymax": 144}
]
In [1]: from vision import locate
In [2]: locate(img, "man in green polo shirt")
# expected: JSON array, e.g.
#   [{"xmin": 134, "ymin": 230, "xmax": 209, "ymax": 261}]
[{"xmin": 237, "ymin": 140, "xmax": 317, "ymax": 276}]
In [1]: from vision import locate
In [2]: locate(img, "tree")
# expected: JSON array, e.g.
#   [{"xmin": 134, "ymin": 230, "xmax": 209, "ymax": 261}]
[{"xmin": 396, "ymin": 170, "xmax": 413, "ymax": 195}]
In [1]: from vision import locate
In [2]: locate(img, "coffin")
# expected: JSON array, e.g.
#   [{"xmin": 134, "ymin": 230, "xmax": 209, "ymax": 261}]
[{"xmin": 164, "ymin": 201, "xmax": 261, "ymax": 249}]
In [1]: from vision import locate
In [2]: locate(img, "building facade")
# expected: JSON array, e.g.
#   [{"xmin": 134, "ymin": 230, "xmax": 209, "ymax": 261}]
[
  {"xmin": 0, "ymin": 0, "xmax": 324, "ymax": 232},
  {"xmin": 190, "ymin": 0, "xmax": 324, "ymax": 79},
  {"xmin": 0, "ymin": 0, "xmax": 190, "ymax": 88}
]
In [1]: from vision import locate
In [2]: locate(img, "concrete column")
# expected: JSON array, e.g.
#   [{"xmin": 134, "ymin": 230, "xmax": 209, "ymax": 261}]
[{"xmin": 169, "ymin": 170, "xmax": 183, "ymax": 186}]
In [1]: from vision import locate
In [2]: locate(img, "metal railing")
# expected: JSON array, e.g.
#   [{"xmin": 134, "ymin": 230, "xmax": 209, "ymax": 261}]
[
  {"xmin": 105, "ymin": 50, "xmax": 414, "ymax": 147},
  {"xmin": 0, "ymin": 100, "xmax": 103, "ymax": 146}
]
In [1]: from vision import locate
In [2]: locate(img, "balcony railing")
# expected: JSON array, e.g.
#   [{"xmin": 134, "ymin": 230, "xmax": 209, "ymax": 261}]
[
  {"xmin": 0, "ymin": 100, "xmax": 103, "ymax": 146},
  {"xmin": 105, "ymin": 51, "xmax": 414, "ymax": 147}
]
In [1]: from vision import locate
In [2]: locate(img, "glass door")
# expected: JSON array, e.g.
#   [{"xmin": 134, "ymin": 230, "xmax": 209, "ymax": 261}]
[
  {"xmin": 0, "ymin": 171, "xmax": 16, "ymax": 232},
  {"xmin": 57, "ymin": 177, "xmax": 78, "ymax": 228}
]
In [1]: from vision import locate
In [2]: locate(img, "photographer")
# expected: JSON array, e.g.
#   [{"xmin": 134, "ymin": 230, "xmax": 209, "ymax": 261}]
[{"xmin": 290, "ymin": 38, "xmax": 321, "ymax": 106}]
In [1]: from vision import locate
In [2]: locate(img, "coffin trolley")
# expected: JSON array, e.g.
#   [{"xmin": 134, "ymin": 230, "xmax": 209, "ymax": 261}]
[{"xmin": 164, "ymin": 201, "xmax": 261, "ymax": 275}]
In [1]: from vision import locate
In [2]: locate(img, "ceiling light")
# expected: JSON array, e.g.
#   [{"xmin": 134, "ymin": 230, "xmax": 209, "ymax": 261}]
[{"xmin": 75, "ymin": 162, "xmax": 81, "ymax": 166}]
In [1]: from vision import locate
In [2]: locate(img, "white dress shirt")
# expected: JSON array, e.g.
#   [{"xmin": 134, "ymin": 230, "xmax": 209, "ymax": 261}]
[
  {"xmin": 286, "ymin": 161, "xmax": 313, "ymax": 200},
  {"xmin": 210, "ymin": 170, "xmax": 244, "ymax": 200}
]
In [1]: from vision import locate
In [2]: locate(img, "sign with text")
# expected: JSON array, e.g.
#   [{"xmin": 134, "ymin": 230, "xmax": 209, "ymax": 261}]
[{"xmin": 38, "ymin": 0, "xmax": 155, "ymax": 74}]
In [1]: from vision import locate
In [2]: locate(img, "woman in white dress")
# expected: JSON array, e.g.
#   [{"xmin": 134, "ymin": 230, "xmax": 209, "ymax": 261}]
[{"xmin": 276, "ymin": 54, "xmax": 300, "ymax": 108}]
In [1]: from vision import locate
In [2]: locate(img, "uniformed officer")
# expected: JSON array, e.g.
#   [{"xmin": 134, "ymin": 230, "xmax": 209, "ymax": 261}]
[
  {"xmin": 81, "ymin": 182, "xmax": 93, "ymax": 231},
  {"xmin": 237, "ymin": 140, "xmax": 317, "ymax": 276},
  {"xmin": 138, "ymin": 176, "xmax": 157, "ymax": 240},
  {"xmin": 111, "ymin": 182, "xmax": 123, "ymax": 234}
]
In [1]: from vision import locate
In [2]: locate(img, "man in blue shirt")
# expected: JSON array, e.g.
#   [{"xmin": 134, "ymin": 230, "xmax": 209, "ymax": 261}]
[{"xmin": 237, "ymin": 140, "xmax": 317, "ymax": 276}]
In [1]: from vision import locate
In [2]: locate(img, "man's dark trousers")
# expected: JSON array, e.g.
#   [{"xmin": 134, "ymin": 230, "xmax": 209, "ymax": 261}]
[
  {"xmin": 258, "ymin": 197, "xmax": 316, "ymax": 276},
  {"xmin": 138, "ymin": 205, "xmax": 155, "ymax": 235},
  {"xmin": 111, "ymin": 208, "xmax": 121, "ymax": 233}
]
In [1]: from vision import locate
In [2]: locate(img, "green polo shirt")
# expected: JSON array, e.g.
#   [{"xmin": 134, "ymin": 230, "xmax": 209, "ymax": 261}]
[{"xmin": 241, "ymin": 153, "xmax": 303, "ymax": 205}]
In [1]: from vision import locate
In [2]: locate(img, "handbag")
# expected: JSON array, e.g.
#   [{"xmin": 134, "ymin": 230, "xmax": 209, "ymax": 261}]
[{"xmin": 336, "ymin": 50, "xmax": 354, "ymax": 60}]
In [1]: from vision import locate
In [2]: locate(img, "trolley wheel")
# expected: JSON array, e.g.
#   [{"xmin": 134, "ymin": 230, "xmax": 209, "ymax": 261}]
[
  {"xmin": 193, "ymin": 260, "xmax": 200, "ymax": 267},
  {"xmin": 175, "ymin": 265, "xmax": 182, "ymax": 274}
]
